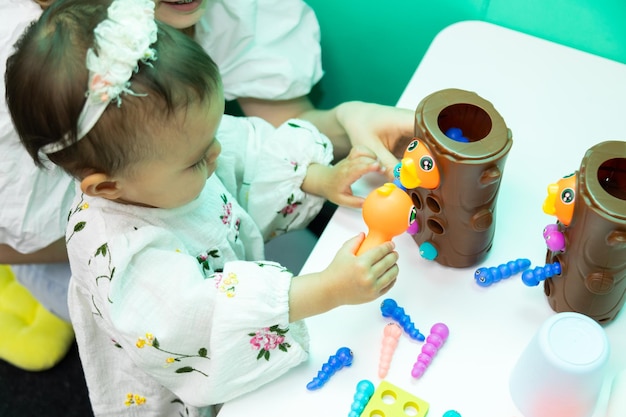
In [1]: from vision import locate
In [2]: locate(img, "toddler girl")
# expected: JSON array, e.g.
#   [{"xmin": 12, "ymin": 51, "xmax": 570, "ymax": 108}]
[{"xmin": 5, "ymin": 0, "xmax": 399, "ymax": 415}]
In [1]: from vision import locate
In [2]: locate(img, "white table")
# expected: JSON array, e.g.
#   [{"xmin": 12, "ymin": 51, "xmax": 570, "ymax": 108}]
[{"xmin": 220, "ymin": 21, "xmax": 626, "ymax": 417}]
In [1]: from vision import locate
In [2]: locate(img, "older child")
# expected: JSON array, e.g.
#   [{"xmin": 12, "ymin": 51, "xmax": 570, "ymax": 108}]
[{"xmin": 6, "ymin": 0, "xmax": 399, "ymax": 415}]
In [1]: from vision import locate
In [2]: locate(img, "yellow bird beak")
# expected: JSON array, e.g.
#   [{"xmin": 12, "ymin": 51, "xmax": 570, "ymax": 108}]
[
  {"xmin": 542, "ymin": 183, "xmax": 558, "ymax": 215},
  {"xmin": 399, "ymin": 157, "xmax": 422, "ymax": 189}
]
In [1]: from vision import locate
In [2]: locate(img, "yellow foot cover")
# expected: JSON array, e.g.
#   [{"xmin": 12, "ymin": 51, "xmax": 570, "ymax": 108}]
[{"xmin": 0, "ymin": 265, "xmax": 74, "ymax": 371}]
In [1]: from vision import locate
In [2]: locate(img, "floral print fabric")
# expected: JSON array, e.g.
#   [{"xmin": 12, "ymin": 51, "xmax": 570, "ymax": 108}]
[{"xmin": 67, "ymin": 116, "xmax": 330, "ymax": 416}]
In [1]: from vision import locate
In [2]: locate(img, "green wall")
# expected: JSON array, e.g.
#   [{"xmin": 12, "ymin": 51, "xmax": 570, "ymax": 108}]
[{"xmin": 305, "ymin": 0, "xmax": 626, "ymax": 109}]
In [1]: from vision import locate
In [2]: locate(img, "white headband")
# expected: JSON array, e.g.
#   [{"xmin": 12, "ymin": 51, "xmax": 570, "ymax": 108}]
[{"xmin": 41, "ymin": 0, "xmax": 158, "ymax": 154}]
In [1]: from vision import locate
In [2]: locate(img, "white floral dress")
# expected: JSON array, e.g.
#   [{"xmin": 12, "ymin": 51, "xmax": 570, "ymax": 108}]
[{"xmin": 67, "ymin": 116, "xmax": 333, "ymax": 416}]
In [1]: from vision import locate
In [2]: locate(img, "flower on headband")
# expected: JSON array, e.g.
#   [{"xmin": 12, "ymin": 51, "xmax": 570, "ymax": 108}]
[
  {"xmin": 40, "ymin": 0, "xmax": 158, "ymax": 155},
  {"xmin": 85, "ymin": 0, "xmax": 158, "ymax": 106}
]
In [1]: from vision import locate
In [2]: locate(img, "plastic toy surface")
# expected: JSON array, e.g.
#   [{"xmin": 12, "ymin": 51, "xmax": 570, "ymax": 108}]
[
  {"xmin": 380, "ymin": 298, "xmax": 425, "ymax": 341},
  {"xmin": 378, "ymin": 323, "xmax": 402, "ymax": 378},
  {"xmin": 474, "ymin": 258, "xmax": 531, "ymax": 287},
  {"xmin": 356, "ymin": 182, "xmax": 416, "ymax": 255},
  {"xmin": 397, "ymin": 139, "xmax": 441, "ymax": 189},
  {"xmin": 361, "ymin": 380, "xmax": 430, "ymax": 417},
  {"xmin": 306, "ymin": 346, "xmax": 353, "ymax": 390},
  {"xmin": 411, "ymin": 322, "xmax": 449, "ymax": 379},
  {"xmin": 522, "ymin": 262, "xmax": 561, "ymax": 287},
  {"xmin": 543, "ymin": 141, "xmax": 626, "ymax": 323},
  {"xmin": 543, "ymin": 223, "xmax": 566, "ymax": 252},
  {"xmin": 442, "ymin": 411, "xmax": 462, "ymax": 417},
  {"xmin": 542, "ymin": 173, "xmax": 577, "ymax": 227},
  {"xmin": 406, "ymin": 88, "xmax": 513, "ymax": 268},
  {"xmin": 348, "ymin": 379, "xmax": 375, "ymax": 417}
]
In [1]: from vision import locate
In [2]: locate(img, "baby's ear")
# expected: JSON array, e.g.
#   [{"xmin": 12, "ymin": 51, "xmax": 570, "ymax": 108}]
[{"xmin": 80, "ymin": 173, "xmax": 123, "ymax": 200}]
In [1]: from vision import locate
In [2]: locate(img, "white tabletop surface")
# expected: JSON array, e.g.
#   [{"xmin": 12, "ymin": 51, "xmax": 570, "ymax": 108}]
[{"xmin": 220, "ymin": 21, "xmax": 626, "ymax": 417}]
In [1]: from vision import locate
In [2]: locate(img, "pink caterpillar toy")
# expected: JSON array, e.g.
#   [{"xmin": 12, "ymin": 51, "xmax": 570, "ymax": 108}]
[
  {"xmin": 378, "ymin": 323, "xmax": 402, "ymax": 378},
  {"xmin": 411, "ymin": 322, "xmax": 449, "ymax": 379}
]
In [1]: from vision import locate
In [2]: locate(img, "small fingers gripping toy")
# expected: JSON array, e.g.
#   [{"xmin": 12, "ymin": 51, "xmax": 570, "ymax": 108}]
[
  {"xmin": 306, "ymin": 347, "xmax": 354, "ymax": 390},
  {"xmin": 356, "ymin": 182, "xmax": 416, "ymax": 256}
]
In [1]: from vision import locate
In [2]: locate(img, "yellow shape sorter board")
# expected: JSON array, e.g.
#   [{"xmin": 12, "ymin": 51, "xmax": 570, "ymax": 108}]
[{"xmin": 361, "ymin": 380, "xmax": 429, "ymax": 417}]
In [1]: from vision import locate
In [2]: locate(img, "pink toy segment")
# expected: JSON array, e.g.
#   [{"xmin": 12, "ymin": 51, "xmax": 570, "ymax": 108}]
[
  {"xmin": 411, "ymin": 323, "xmax": 449, "ymax": 379},
  {"xmin": 356, "ymin": 183, "xmax": 415, "ymax": 255},
  {"xmin": 378, "ymin": 323, "xmax": 402, "ymax": 378}
]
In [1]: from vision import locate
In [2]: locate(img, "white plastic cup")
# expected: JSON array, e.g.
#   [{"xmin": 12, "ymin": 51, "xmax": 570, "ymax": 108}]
[{"xmin": 509, "ymin": 312, "xmax": 610, "ymax": 417}]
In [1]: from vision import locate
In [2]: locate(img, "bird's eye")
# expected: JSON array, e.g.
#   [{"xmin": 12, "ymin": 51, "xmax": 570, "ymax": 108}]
[
  {"xmin": 420, "ymin": 156, "xmax": 434, "ymax": 172},
  {"xmin": 561, "ymin": 188, "xmax": 575, "ymax": 204},
  {"xmin": 407, "ymin": 140, "xmax": 419, "ymax": 152}
]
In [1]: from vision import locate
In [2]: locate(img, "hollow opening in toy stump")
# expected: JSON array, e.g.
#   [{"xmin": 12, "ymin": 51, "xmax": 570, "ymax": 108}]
[
  {"xmin": 437, "ymin": 103, "xmax": 492, "ymax": 142},
  {"xmin": 598, "ymin": 158, "xmax": 626, "ymax": 200}
]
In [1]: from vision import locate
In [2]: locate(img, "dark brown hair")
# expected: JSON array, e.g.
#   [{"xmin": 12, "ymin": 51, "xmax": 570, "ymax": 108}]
[{"xmin": 6, "ymin": 0, "xmax": 220, "ymax": 178}]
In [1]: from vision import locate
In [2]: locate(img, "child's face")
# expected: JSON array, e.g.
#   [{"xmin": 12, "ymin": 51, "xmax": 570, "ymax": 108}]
[
  {"xmin": 154, "ymin": 0, "xmax": 207, "ymax": 30},
  {"xmin": 115, "ymin": 93, "xmax": 225, "ymax": 209}
]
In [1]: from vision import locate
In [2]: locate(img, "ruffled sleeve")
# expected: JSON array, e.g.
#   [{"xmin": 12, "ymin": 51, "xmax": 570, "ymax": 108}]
[
  {"xmin": 216, "ymin": 116, "xmax": 333, "ymax": 241},
  {"xmin": 100, "ymin": 228, "xmax": 309, "ymax": 406},
  {"xmin": 194, "ymin": 0, "xmax": 323, "ymax": 101}
]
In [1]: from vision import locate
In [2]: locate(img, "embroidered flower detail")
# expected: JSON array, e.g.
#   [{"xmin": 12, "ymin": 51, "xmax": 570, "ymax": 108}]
[
  {"xmin": 196, "ymin": 249, "xmax": 220, "ymax": 271},
  {"xmin": 278, "ymin": 194, "xmax": 302, "ymax": 217},
  {"xmin": 136, "ymin": 333, "xmax": 209, "ymax": 376},
  {"xmin": 213, "ymin": 272, "xmax": 238, "ymax": 297},
  {"xmin": 290, "ymin": 161, "xmax": 299, "ymax": 172},
  {"xmin": 220, "ymin": 194, "xmax": 233, "ymax": 225},
  {"xmin": 125, "ymin": 393, "xmax": 146, "ymax": 407},
  {"xmin": 249, "ymin": 325, "xmax": 291, "ymax": 361}
]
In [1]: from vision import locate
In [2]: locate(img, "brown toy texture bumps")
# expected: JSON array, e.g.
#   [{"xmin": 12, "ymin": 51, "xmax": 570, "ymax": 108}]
[
  {"xmin": 406, "ymin": 88, "xmax": 513, "ymax": 268},
  {"xmin": 544, "ymin": 141, "xmax": 626, "ymax": 324}
]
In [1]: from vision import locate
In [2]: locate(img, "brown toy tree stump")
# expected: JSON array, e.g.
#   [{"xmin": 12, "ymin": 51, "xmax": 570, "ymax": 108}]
[
  {"xmin": 406, "ymin": 88, "xmax": 512, "ymax": 268},
  {"xmin": 544, "ymin": 141, "xmax": 626, "ymax": 323}
]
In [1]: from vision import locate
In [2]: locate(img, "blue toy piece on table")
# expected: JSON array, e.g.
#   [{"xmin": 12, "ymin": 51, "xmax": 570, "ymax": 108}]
[
  {"xmin": 380, "ymin": 298, "xmax": 425, "ymax": 341},
  {"xmin": 522, "ymin": 262, "xmax": 562, "ymax": 287},
  {"xmin": 306, "ymin": 347, "xmax": 353, "ymax": 390},
  {"xmin": 474, "ymin": 258, "xmax": 531, "ymax": 287}
]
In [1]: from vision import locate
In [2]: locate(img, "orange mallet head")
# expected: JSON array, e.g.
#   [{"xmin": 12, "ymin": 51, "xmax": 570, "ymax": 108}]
[{"xmin": 356, "ymin": 183, "xmax": 416, "ymax": 255}]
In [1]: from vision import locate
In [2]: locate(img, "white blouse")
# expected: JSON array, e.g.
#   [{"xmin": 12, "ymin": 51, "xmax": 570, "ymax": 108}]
[{"xmin": 67, "ymin": 116, "xmax": 333, "ymax": 416}]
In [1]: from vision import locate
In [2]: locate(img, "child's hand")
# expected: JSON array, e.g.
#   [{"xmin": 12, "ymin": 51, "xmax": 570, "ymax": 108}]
[
  {"xmin": 302, "ymin": 146, "xmax": 384, "ymax": 208},
  {"xmin": 326, "ymin": 233, "xmax": 399, "ymax": 305},
  {"xmin": 288, "ymin": 233, "xmax": 399, "ymax": 322}
]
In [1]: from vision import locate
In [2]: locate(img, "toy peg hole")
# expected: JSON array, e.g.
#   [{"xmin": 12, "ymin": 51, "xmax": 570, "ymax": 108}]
[
  {"xmin": 427, "ymin": 218, "xmax": 444, "ymax": 235},
  {"xmin": 368, "ymin": 411, "xmax": 386, "ymax": 417},
  {"xmin": 411, "ymin": 192, "xmax": 422, "ymax": 210},
  {"xmin": 597, "ymin": 158, "xmax": 626, "ymax": 200},
  {"xmin": 381, "ymin": 390, "xmax": 397, "ymax": 405},
  {"xmin": 403, "ymin": 402, "xmax": 422, "ymax": 416},
  {"xmin": 426, "ymin": 196, "xmax": 441, "ymax": 213},
  {"xmin": 437, "ymin": 103, "xmax": 492, "ymax": 142}
]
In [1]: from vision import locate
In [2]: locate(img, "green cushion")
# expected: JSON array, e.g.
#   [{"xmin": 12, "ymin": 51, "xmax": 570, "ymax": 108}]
[{"xmin": 306, "ymin": 0, "xmax": 626, "ymax": 108}]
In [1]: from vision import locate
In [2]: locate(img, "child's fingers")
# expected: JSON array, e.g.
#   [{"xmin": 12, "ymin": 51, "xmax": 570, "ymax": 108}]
[{"xmin": 344, "ymin": 233, "xmax": 367, "ymax": 255}]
